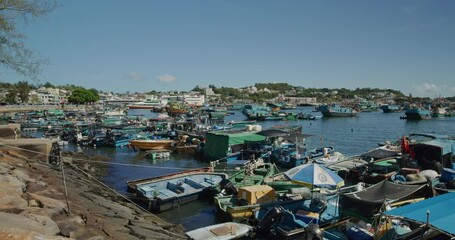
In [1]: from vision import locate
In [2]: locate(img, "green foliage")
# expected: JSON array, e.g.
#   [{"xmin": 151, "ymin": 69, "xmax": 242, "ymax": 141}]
[
  {"xmin": 0, "ymin": 0, "xmax": 58, "ymax": 80},
  {"xmin": 254, "ymin": 82, "xmax": 293, "ymax": 93},
  {"xmin": 43, "ymin": 81, "xmax": 54, "ymax": 88},
  {"xmin": 5, "ymin": 85, "xmax": 18, "ymax": 104},
  {"xmin": 16, "ymin": 81, "xmax": 32, "ymax": 103},
  {"xmin": 68, "ymin": 87, "xmax": 99, "ymax": 104}
]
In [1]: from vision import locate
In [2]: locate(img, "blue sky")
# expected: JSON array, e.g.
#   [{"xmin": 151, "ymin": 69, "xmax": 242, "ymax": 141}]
[{"xmin": 1, "ymin": 0, "xmax": 454, "ymax": 97}]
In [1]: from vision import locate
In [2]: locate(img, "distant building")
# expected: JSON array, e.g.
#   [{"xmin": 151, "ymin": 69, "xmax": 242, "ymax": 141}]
[
  {"xmin": 29, "ymin": 87, "xmax": 68, "ymax": 104},
  {"xmin": 183, "ymin": 94, "xmax": 205, "ymax": 107},
  {"xmin": 282, "ymin": 97, "xmax": 317, "ymax": 105}
]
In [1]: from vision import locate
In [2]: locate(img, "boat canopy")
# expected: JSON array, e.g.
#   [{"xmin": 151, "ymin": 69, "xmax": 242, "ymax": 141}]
[
  {"xmin": 339, "ymin": 180, "xmax": 432, "ymax": 222},
  {"xmin": 418, "ymin": 139, "xmax": 455, "ymax": 156},
  {"xmin": 204, "ymin": 132, "xmax": 266, "ymax": 160},
  {"xmin": 384, "ymin": 192, "xmax": 455, "ymax": 236},
  {"xmin": 361, "ymin": 148, "xmax": 400, "ymax": 160}
]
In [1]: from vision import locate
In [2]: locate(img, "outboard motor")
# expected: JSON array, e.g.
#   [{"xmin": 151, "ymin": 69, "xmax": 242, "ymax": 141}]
[
  {"xmin": 219, "ymin": 179, "xmax": 238, "ymax": 196},
  {"xmin": 255, "ymin": 206, "xmax": 285, "ymax": 236},
  {"xmin": 305, "ymin": 224, "xmax": 324, "ymax": 240}
]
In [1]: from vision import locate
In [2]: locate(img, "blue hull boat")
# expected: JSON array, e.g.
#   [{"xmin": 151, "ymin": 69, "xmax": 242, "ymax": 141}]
[
  {"xmin": 404, "ymin": 108, "xmax": 432, "ymax": 120},
  {"xmin": 127, "ymin": 169, "xmax": 227, "ymax": 212},
  {"xmin": 319, "ymin": 104, "xmax": 358, "ymax": 117},
  {"xmin": 379, "ymin": 105, "xmax": 401, "ymax": 113}
]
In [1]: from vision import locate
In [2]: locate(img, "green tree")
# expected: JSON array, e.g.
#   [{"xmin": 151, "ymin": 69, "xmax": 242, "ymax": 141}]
[
  {"xmin": 43, "ymin": 81, "xmax": 54, "ymax": 88},
  {"xmin": 68, "ymin": 88, "xmax": 99, "ymax": 104},
  {"xmin": 0, "ymin": 0, "xmax": 58, "ymax": 79},
  {"xmin": 5, "ymin": 85, "xmax": 18, "ymax": 103},
  {"xmin": 16, "ymin": 80, "xmax": 32, "ymax": 103}
]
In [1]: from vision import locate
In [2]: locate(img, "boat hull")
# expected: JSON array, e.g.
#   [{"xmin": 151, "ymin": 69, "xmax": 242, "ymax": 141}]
[
  {"xmin": 319, "ymin": 105, "xmax": 358, "ymax": 117},
  {"xmin": 129, "ymin": 171, "xmax": 227, "ymax": 212},
  {"xmin": 405, "ymin": 109, "xmax": 432, "ymax": 120},
  {"xmin": 129, "ymin": 139, "xmax": 175, "ymax": 150},
  {"xmin": 380, "ymin": 105, "xmax": 401, "ymax": 113}
]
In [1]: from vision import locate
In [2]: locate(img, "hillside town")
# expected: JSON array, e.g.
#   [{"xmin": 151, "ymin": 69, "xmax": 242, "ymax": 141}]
[{"xmin": 1, "ymin": 82, "xmax": 454, "ymax": 117}]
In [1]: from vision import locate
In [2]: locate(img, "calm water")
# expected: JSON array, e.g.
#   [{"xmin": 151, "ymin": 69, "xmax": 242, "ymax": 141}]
[{"xmin": 70, "ymin": 107, "xmax": 455, "ymax": 230}]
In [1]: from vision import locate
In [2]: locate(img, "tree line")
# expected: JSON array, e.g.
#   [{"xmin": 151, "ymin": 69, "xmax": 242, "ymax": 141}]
[{"xmin": 0, "ymin": 81, "xmax": 99, "ymax": 104}]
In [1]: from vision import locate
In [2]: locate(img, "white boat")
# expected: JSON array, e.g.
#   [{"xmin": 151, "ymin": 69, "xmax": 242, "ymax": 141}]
[
  {"xmin": 185, "ymin": 222, "xmax": 252, "ymax": 240},
  {"xmin": 128, "ymin": 98, "xmax": 168, "ymax": 110}
]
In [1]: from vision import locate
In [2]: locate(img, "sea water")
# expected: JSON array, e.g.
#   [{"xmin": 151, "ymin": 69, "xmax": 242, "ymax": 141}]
[{"xmin": 72, "ymin": 107, "xmax": 455, "ymax": 230}]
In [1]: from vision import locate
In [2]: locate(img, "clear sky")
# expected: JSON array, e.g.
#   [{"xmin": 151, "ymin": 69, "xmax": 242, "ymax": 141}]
[{"xmin": 1, "ymin": 0, "xmax": 454, "ymax": 97}]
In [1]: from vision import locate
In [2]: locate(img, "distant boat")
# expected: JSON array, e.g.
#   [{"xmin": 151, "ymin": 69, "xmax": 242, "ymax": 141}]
[
  {"xmin": 165, "ymin": 102, "xmax": 187, "ymax": 116},
  {"xmin": 127, "ymin": 169, "xmax": 227, "ymax": 212},
  {"xmin": 432, "ymin": 106, "xmax": 449, "ymax": 117},
  {"xmin": 128, "ymin": 98, "xmax": 167, "ymax": 110},
  {"xmin": 404, "ymin": 108, "xmax": 432, "ymax": 120},
  {"xmin": 379, "ymin": 105, "xmax": 401, "ymax": 113},
  {"xmin": 318, "ymin": 104, "xmax": 358, "ymax": 117},
  {"xmin": 129, "ymin": 139, "xmax": 175, "ymax": 150},
  {"xmin": 227, "ymin": 120, "xmax": 257, "ymax": 128}
]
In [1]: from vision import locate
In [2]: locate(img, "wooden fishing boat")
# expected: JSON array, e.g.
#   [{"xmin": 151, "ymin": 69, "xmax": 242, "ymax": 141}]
[
  {"xmin": 127, "ymin": 168, "xmax": 227, "ymax": 212},
  {"xmin": 129, "ymin": 139, "xmax": 175, "ymax": 150},
  {"xmin": 215, "ymin": 185, "xmax": 281, "ymax": 222}
]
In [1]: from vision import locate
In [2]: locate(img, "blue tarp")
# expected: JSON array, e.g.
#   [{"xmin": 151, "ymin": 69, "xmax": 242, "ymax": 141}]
[
  {"xmin": 422, "ymin": 139, "xmax": 455, "ymax": 155},
  {"xmin": 384, "ymin": 192, "xmax": 455, "ymax": 235}
]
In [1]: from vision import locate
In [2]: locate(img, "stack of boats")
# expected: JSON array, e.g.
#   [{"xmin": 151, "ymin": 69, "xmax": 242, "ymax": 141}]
[{"xmin": 128, "ymin": 132, "xmax": 455, "ymax": 239}]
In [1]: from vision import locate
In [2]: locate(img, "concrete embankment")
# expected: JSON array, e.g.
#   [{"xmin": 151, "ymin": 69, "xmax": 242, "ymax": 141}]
[
  {"xmin": 0, "ymin": 105, "xmax": 87, "ymax": 113},
  {"xmin": 0, "ymin": 149, "xmax": 186, "ymax": 240}
]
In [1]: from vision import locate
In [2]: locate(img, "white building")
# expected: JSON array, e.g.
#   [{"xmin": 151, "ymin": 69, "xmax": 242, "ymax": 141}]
[
  {"xmin": 29, "ymin": 87, "xmax": 68, "ymax": 104},
  {"xmin": 183, "ymin": 94, "xmax": 205, "ymax": 107}
]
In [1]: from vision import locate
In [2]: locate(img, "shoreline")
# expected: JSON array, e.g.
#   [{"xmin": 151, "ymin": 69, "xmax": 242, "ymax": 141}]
[{"xmin": 0, "ymin": 149, "xmax": 186, "ymax": 240}]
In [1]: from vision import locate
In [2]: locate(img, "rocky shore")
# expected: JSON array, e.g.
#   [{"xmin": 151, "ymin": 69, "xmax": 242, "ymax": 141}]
[{"xmin": 0, "ymin": 149, "xmax": 186, "ymax": 240}]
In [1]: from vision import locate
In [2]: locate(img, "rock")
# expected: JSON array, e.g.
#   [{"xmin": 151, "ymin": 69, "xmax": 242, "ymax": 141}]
[
  {"xmin": 0, "ymin": 175, "xmax": 28, "ymax": 212},
  {"xmin": 27, "ymin": 193, "xmax": 67, "ymax": 213},
  {"xmin": 57, "ymin": 216, "xmax": 85, "ymax": 237},
  {"xmin": 127, "ymin": 225, "xmax": 176, "ymax": 240},
  {"xmin": 0, "ymin": 212, "xmax": 60, "ymax": 236},
  {"xmin": 28, "ymin": 199, "xmax": 41, "ymax": 208},
  {"xmin": 12, "ymin": 169, "xmax": 33, "ymax": 182},
  {"xmin": 69, "ymin": 227, "xmax": 106, "ymax": 240},
  {"xmin": 23, "ymin": 213, "xmax": 61, "ymax": 236}
]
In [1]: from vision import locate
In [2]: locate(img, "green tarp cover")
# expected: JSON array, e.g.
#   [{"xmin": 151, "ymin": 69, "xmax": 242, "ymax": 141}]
[{"xmin": 204, "ymin": 132, "xmax": 266, "ymax": 160}]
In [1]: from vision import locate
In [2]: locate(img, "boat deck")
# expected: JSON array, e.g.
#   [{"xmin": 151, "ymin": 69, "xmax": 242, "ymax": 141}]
[{"xmin": 135, "ymin": 173, "xmax": 226, "ymax": 201}]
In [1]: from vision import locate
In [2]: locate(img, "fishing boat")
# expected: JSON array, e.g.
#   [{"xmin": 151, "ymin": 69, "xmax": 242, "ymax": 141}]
[
  {"xmin": 165, "ymin": 101, "xmax": 187, "ymax": 116},
  {"xmin": 227, "ymin": 120, "xmax": 257, "ymax": 128},
  {"xmin": 215, "ymin": 185, "xmax": 287, "ymax": 222},
  {"xmin": 318, "ymin": 104, "xmax": 358, "ymax": 117},
  {"xmin": 379, "ymin": 104, "xmax": 401, "ymax": 113},
  {"xmin": 404, "ymin": 107, "xmax": 432, "ymax": 120},
  {"xmin": 127, "ymin": 168, "xmax": 227, "ymax": 212},
  {"xmin": 383, "ymin": 192, "xmax": 455, "ymax": 239},
  {"xmin": 432, "ymin": 106, "xmax": 449, "ymax": 117},
  {"xmin": 253, "ymin": 184, "xmax": 366, "ymax": 239},
  {"xmin": 129, "ymin": 139, "xmax": 175, "ymax": 150},
  {"xmin": 185, "ymin": 222, "xmax": 252, "ymax": 240}
]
